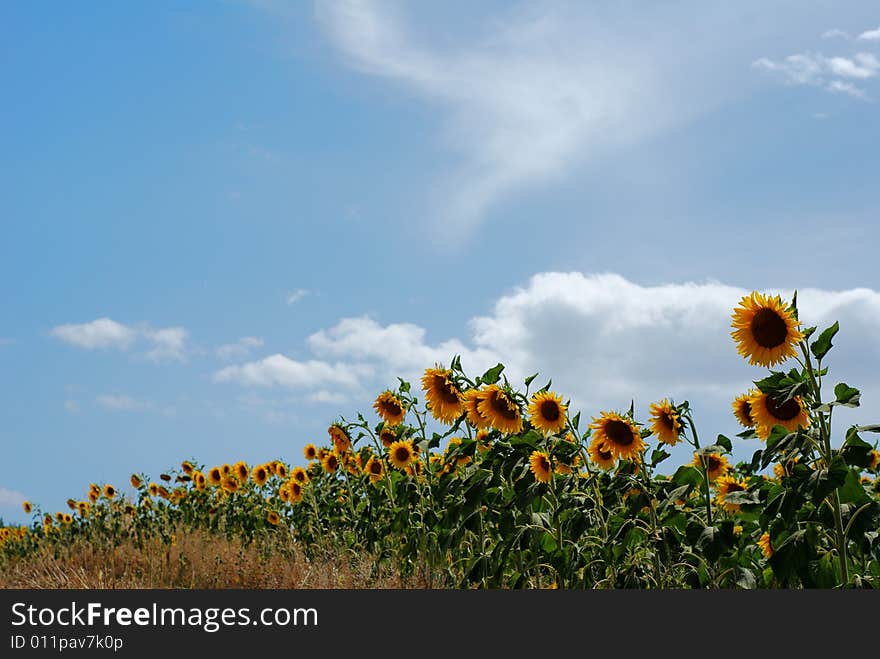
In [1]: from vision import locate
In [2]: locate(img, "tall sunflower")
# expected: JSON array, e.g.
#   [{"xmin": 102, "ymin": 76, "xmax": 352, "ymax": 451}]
[
  {"xmin": 649, "ymin": 399, "xmax": 682, "ymax": 446},
  {"xmin": 221, "ymin": 476, "xmax": 240, "ymax": 494},
  {"xmin": 103, "ymin": 485, "xmax": 116, "ymax": 499},
  {"xmin": 193, "ymin": 471, "xmax": 207, "ymax": 491},
  {"xmin": 731, "ymin": 292, "xmax": 804, "ymax": 367},
  {"xmin": 291, "ymin": 466, "xmax": 309, "ymax": 485},
  {"xmin": 691, "ymin": 452, "xmax": 730, "ymax": 482},
  {"xmin": 321, "ymin": 452, "xmax": 339, "ymax": 474},
  {"xmin": 528, "ymin": 391, "xmax": 568, "ymax": 436},
  {"xmin": 477, "ymin": 384, "xmax": 523, "ymax": 435},
  {"xmin": 378, "ymin": 425, "xmax": 397, "ymax": 448},
  {"xmin": 373, "ymin": 391, "xmax": 406, "ymax": 426},
  {"xmin": 22, "ymin": 501, "xmax": 32, "ymax": 514},
  {"xmin": 868, "ymin": 449, "xmax": 880, "ymax": 471},
  {"xmin": 462, "ymin": 389, "xmax": 490, "ymax": 429},
  {"xmin": 303, "ymin": 443, "xmax": 318, "ymax": 461},
  {"xmin": 529, "ymin": 450, "xmax": 553, "ymax": 483},
  {"xmin": 589, "ymin": 412, "xmax": 644, "ymax": 462},
  {"xmin": 328, "ymin": 424, "xmax": 352, "ymax": 455},
  {"xmin": 289, "ymin": 481, "xmax": 304, "ymax": 504},
  {"xmin": 587, "ymin": 437, "xmax": 617, "ymax": 470},
  {"xmin": 421, "ymin": 366, "xmax": 464, "ymax": 424},
  {"xmin": 234, "ymin": 461, "xmax": 249, "ymax": 484},
  {"xmin": 714, "ymin": 475, "xmax": 749, "ymax": 513},
  {"xmin": 748, "ymin": 391, "xmax": 810, "ymax": 440},
  {"xmin": 732, "ymin": 391, "xmax": 757, "ymax": 428},
  {"xmin": 388, "ymin": 439, "xmax": 416, "ymax": 470},
  {"xmin": 364, "ymin": 456, "xmax": 385, "ymax": 484},
  {"xmin": 266, "ymin": 511, "xmax": 280, "ymax": 526},
  {"xmin": 207, "ymin": 467, "xmax": 222, "ymax": 486},
  {"xmin": 130, "ymin": 474, "xmax": 142, "ymax": 489}
]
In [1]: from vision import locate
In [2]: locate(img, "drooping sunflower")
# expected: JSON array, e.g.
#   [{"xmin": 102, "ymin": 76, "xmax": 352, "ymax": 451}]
[
  {"xmin": 691, "ymin": 452, "xmax": 730, "ymax": 482},
  {"xmin": 67, "ymin": 498, "xmax": 77, "ymax": 510},
  {"xmin": 462, "ymin": 388, "xmax": 490, "ymax": 429},
  {"xmin": 748, "ymin": 391, "xmax": 810, "ymax": 440},
  {"xmin": 291, "ymin": 466, "xmax": 309, "ymax": 485},
  {"xmin": 529, "ymin": 450, "xmax": 553, "ymax": 483},
  {"xmin": 758, "ymin": 532, "xmax": 773, "ymax": 558},
  {"xmin": 252, "ymin": 465, "xmax": 269, "ymax": 487},
  {"xmin": 388, "ymin": 439, "xmax": 416, "ymax": 470},
  {"xmin": 157, "ymin": 485, "xmax": 170, "ymax": 499},
  {"xmin": 649, "ymin": 399, "xmax": 683, "ymax": 446},
  {"xmin": 181, "ymin": 461, "xmax": 194, "ymax": 475},
  {"xmin": 221, "ymin": 476, "xmax": 240, "ymax": 494},
  {"xmin": 321, "ymin": 452, "xmax": 340, "ymax": 474},
  {"xmin": 589, "ymin": 412, "xmax": 644, "ymax": 462},
  {"xmin": 528, "ymin": 391, "xmax": 568, "ymax": 436},
  {"xmin": 731, "ymin": 292, "xmax": 804, "ymax": 367},
  {"xmin": 207, "ymin": 467, "xmax": 222, "ymax": 486},
  {"xmin": 588, "ymin": 437, "xmax": 617, "ymax": 471},
  {"xmin": 266, "ymin": 511, "xmax": 280, "ymax": 526},
  {"xmin": 22, "ymin": 501, "xmax": 32, "ymax": 514},
  {"xmin": 732, "ymin": 391, "xmax": 757, "ymax": 428},
  {"xmin": 364, "ymin": 456, "xmax": 385, "ymax": 484},
  {"xmin": 193, "ymin": 471, "xmax": 207, "ymax": 491},
  {"xmin": 477, "ymin": 384, "xmax": 523, "ymax": 435},
  {"xmin": 130, "ymin": 474, "xmax": 142, "ymax": 489},
  {"xmin": 373, "ymin": 391, "xmax": 406, "ymax": 426},
  {"xmin": 421, "ymin": 366, "xmax": 464, "ymax": 424},
  {"xmin": 274, "ymin": 461, "xmax": 289, "ymax": 479},
  {"xmin": 103, "ymin": 484, "xmax": 116, "ymax": 499},
  {"xmin": 378, "ymin": 425, "xmax": 397, "ymax": 448},
  {"xmin": 233, "ymin": 461, "xmax": 249, "ymax": 484},
  {"xmin": 328, "ymin": 424, "xmax": 352, "ymax": 455},
  {"xmin": 714, "ymin": 475, "xmax": 749, "ymax": 513}
]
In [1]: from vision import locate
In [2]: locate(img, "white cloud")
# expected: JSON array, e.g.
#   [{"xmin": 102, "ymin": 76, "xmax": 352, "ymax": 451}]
[
  {"xmin": 857, "ymin": 26, "xmax": 880, "ymax": 41},
  {"xmin": 64, "ymin": 400, "xmax": 79, "ymax": 414},
  {"xmin": 822, "ymin": 29, "xmax": 851, "ymax": 40},
  {"xmin": 0, "ymin": 487, "xmax": 26, "ymax": 508},
  {"xmin": 95, "ymin": 394, "xmax": 175, "ymax": 416},
  {"xmin": 213, "ymin": 354, "xmax": 370, "ymax": 389},
  {"xmin": 287, "ymin": 289, "xmax": 309, "ymax": 305},
  {"xmin": 827, "ymin": 79, "xmax": 869, "ymax": 99},
  {"xmin": 314, "ymin": 1, "xmax": 744, "ymax": 236},
  {"xmin": 50, "ymin": 318, "xmax": 136, "ymax": 350},
  {"xmin": 143, "ymin": 327, "xmax": 189, "ymax": 363},
  {"xmin": 308, "ymin": 390, "xmax": 349, "ymax": 405},
  {"xmin": 217, "ymin": 336, "xmax": 265, "ymax": 361}
]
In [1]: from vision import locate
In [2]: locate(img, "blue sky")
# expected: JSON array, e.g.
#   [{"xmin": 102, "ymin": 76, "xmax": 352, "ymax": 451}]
[{"xmin": 2, "ymin": 1, "xmax": 879, "ymax": 524}]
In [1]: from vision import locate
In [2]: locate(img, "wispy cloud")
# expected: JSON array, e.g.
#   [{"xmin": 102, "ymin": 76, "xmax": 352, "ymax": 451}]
[
  {"xmin": 96, "ymin": 394, "xmax": 175, "ymax": 416},
  {"xmin": 214, "ymin": 354, "xmax": 371, "ymax": 390},
  {"xmin": 64, "ymin": 400, "xmax": 79, "ymax": 414},
  {"xmin": 51, "ymin": 318, "xmax": 190, "ymax": 362},
  {"xmin": 216, "ymin": 336, "xmax": 265, "ymax": 361},
  {"xmin": 858, "ymin": 25, "xmax": 880, "ymax": 41},
  {"xmin": 0, "ymin": 487, "xmax": 27, "ymax": 508},
  {"xmin": 287, "ymin": 289, "xmax": 309, "ymax": 305}
]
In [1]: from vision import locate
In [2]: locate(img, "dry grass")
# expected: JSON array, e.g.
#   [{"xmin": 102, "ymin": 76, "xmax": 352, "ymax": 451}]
[{"xmin": 0, "ymin": 530, "xmax": 433, "ymax": 589}]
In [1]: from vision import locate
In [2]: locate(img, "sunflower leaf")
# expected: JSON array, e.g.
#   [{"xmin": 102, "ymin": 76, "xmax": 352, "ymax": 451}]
[
  {"xmin": 650, "ymin": 448, "xmax": 670, "ymax": 467},
  {"xmin": 716, "ymin": 434, "xmax": 733, "ymax": 452},
  {"xmin": 523, "ymin": 372, "xmax": 539, "ymax": 387},
  {"xmin": 481, "ymin": 363, "xmax": 505, "ymax": 385},
  {"xmin": 834, "ymin": 383, "xmax": 861, "ymax": 407},
  {"xmin": 810, "ymin": 321, "xmax": 839, "ymax": 361},
  {"xmin": 734, "ymin": 567, "xmax": 757, "ymax": 590}
]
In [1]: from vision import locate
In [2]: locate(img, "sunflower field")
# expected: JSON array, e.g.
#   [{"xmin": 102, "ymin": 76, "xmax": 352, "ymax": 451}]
[{"xmin": 3, "ymin": 291, "xmax": 879, "ymax": 589}]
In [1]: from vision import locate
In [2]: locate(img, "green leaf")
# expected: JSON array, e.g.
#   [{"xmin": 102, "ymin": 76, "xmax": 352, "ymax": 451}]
[
  {"xmin": 840, "ymin": 428, "xmax": 875, "ymax": 469},
  {"xmin": 716, "ymin": 434, "xmax": 733, "ymax": 452},
  {"xmin": 397, "ymin": 378, "xmax": 411, "ymax": 393},
  {"xmin": 481, "ymin": 363, "xmax": 505, "ymax": 385},
  {"xmin": 650, "ymin": 448, "xmax": 671, "ymax": 467},
  {"xmin": 524, "ymin": 372, "xmax": 539, "ymax": 387},
  {"xmin": 834, "ymin": 383, "xmax": 861, "ymax": 407},
  {"xmin": 734, "ymin": 567, "xmax": 757, "ymax": 590},
  {"xmin": 807, "ymin": 455, "xmax": 849, "ymax": 505},
  {"xmin": 837, "ymin": 469, "xmax": 871, "ymax": 506},
  {"xmin": 810, "ymin": 321, "xmax": 839, "ymax": 361},
  {"xmin": 696, "ymin": 526, "xmax": 728, "ymax": 562},
  {"xmin": 672, "ymin": 465, "xmax": 703, "ymax": 488}
]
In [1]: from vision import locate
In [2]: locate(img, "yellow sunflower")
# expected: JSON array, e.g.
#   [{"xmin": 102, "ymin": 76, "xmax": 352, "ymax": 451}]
[
  {"xmin": 388, "ymin": 439, "xmax": 416, "ymax": 470},
  {"xmin": 274, "ymin": 461, "xmax": 288, "ymax": 479},
  {"xmin": 528, "ymin": 391, "xmax": 568, "ymax": 436},
  {"xmin": 252, "ymin": 465, "xmax": 269, "ymax": 487},
  {"xmin": 328, "ymin": 424, "xmax": 352, "ymax": 454},
  {"xmin": 103, "ymin": 484, "xmax": 116, "ymax": 499},
  {"xmin": 62, "ymin": 513, "xmax": 73, "ymax": 525},
  {"xmin": 748, "ymin": 391, "xmax": 810, "ymax": 440},
  {"xmin": 221, "ymin": 476, "xmax": 240, "ymax": 494},
  {"xmin": 477, "ymin": 384, "xmax": 523, "ymax": 435},
  {"xmin": 374, "ymin": 391, "xmax": 406, "ymax": 426},
  {"xmin": 193, "ymin": 471, "xmax": 207, "ymax": 491},
  {"xmin": 207, "ymin": 467, "xmax": 222, "ymax": 486},
  {"xmin": 529, "ymin": 450, "xmax": 553, "ymax": 483},
  {"xmin": 130, "ymin": 474, "xmax": 142, "ymax": 489},
  {"xmin": 758, "ymin": 532, "xmax": 773, "ymax": 558},
  {"xmin": 378, "ymin": 425, "xmax": 397, "ymax": 448},
  {"xmin": 234, "ymin": 461, "xmax": 249, "ymax": 484},
  {"xmin": 289, "ymin": 481, "xmax": 304, "ymax": 504},
  {"xmin": 588, "ymin": 437, "xmax": 617, "ymax": 470},
  {"xmin": 181, "ymin": 461, "xmax": 194, "ymax": 475},
  {"xmin": 475, "ymin": 429, "xmax": 492, "ymax": 453},
  {"xmin": 867, "ymin": 449, "xmax": 879, "ymax": 471},
  {"xmin": 364, "ymin": 456, "xmax": 385, "ymax": 484},
  {"xmin": 22, "ymin": 501, "xmax": 32, "ymax": 514},
  {"xmin": 714, "ymin": 475, "xmax": 749, "ymax": 513},
  {"xmin": 76, "ymin": 501, "xmax": 90, "ymax": 516},
  {"xmin": 589, "ymin": 412, "xmax": 644, "ymax": 462},
  {"xmin": 303, "ymin": 443, "xmax": 318, "ymax": 461},
  {"xmin": 421, "ymin": 366, "xmax": 464, "ymax": 424},
  {"xmin": 291, "ymin": 466, "xmax": 309, "ymax": 485},
  {"xmin": 732, "ymin": 391, "xmax": 757, "ymax": 428},
  {"xmin": 266, "ymin": 511, "xmax": 280, "ymax": 526},
  {"xmin": 649, "ymin": 399, "xmax": 683, "ymax": 446},
  {"xmin": 691, "ymin": 452, "xmax": 730, "ymax": 482},
  {"xmin": 731, "ymin": 292, "xmax": 804, "ymax": 367},
  {"xmin": 321, "ymin": 452, "xmax": 340, "ymax": 474},
  {"xmin": 462, "ymin": 388, "xmax": 491, "ymax": 429}
]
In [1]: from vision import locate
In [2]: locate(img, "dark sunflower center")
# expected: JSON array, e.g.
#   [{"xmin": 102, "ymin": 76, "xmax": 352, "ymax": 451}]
[
  {"xmin": 395, "ymin": 447, "xmax": 410, "ymax": 462},
  {"xmin": 605, "ymin": 420, "xmax": 634, "ymax": 446},
  {"xmin": 539, "ymin": 456, "xmax": 550, "ymax": 472},
  {"xmin": 382, "ymin": 400, "xmax": 402, "ymax": 416},
  {"xmin": 741, "ymin": 402, "xmax": 753, "ymax": 421},
  {"xmin": 370, "ymin": 462, "xmax": 382, "ymax": 475},
  {"xmin": 491, "ymin": 392, "xmax": 518, "ymax": 420},
  {"xmin": 599, "ymin": 448, "xmax": 613, "ymax": 460},
  {"xmin": 436, "ymin": 377, "xmax": 460, "ymax": 404},
  {"xmin": 660, "ymin": 412, "xmax": 675, "ymax": 431},
  {"xmin": 750, "ymin": 308, "xmax": 789, "ymax": 348},
  {"xmin": 328, "ymin": 457, "xmax": 337, "ymax": 468},
  {"xmin": 727, "ymin": 482, "xmax": 745, "ymax": 493},
  {"xmin": 766, "ymin": 396, "xmax": 801, "ymax": 421},
  {"xmin": 707, "ymin": 456, "xmax": 722, "ymax": 471},
  {"xmin": 539, "ymin": 400, "xmax": 560, "ymax": 422}
]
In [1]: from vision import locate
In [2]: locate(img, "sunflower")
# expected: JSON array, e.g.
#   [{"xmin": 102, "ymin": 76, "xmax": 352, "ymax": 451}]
[
  {"xmin": 555, "ymin": 462, "xmax": 573, "ymax": 475},
  {"xmin": 405, "ymin": 460, "xmax": 424, "ymax": 479},
  {"xmin": 279, "ymin": 483, "xmax": 291, "ymax": 502},
  {"xmin": 234, "ymin": 461, "xmax": 249, "ymax": 484},
  {"xmin": 364, "ymin": 456, "xmax": 385, "ymax": 484},
  {"xmin": 289, "ymin": 481, "xmax": 304, "ymax": 504},
  {"xmin": 589, "ymin": 412, "xmax": 644, "ymax": 462},
  {"xmin": 868, "ymin": 449, "xmax": 879, "ymax": 471},
  {"xmin": 207, "ymin": 467, "xmax": 222, "ymax": 486},
  {"xmin": 691, "ymin": 452, "xmax": 730, "ymax": 483},
  {"xmin": 252, "ymin": 465, "xmax": 269, "ymax": 487},
  {"xmin": 22, "ymin": 501, "xmax": 32, "ymax": 514},
  {"xmin": 588, "ymin": 437, "xmax": 617, "ymax": 470},
  {"xmin": 147, "ymin": 482, "xmax": 160, "ymax": 497},
  {"xmin": 181, "ymin": 461, "xmax": 194, "ymax": 475},
  {"xmin": 528, "ymin": 391, "xmax": 568, "ymax": 436},
  {"xmin": 274, "ymin": 462, "xmax": 289, "ymax": 480},
  {"xmin": 421, "ymin": 366, "xmax": 464, "ymax": 424},
  {"xmin": 55, "ymin": 511, "xmax": 65, "ymax": 523},
  {"xmin": 462, "ymin": 389, "xmax": 490, "ymax": 429},
  {"xmin": 130, "ymin": 474, "xmax": 142, "ymax": 489},
  {"xmin": 291, "ymin": 466, "xmax": 309, "ymax": 485},
  {"xmin": 649, "ymin": 399, "xmax": 683, "ymax": 446},
  {"xmin": 266, "ymin": 511, "xmax": 280, "ymax": 526},
  {"xmin": 328, "ymin": 424, "xmax": 352, "ymax": 454},
  {"xmin": 321, "ymin": 452, "xmax": 340, "ymax": 474},
  {"xmin": 379, "ymin": 425, "xmax": 397, "ymax": 448},
  {"xmin": 714, "ymin": 475, "xmax": 749, "ymax": 513},
  {"xmin": 731, "ymin": 292, "xmax": 804, "ymax": 367},
  {"xmin": 374, "ymin": 391, "xmax": 406, "ymax": 426},
  {"xmin": 477, "ymin": 385, "xmax": 523, "ymax": 434},
  {"xmin": 103, "ymin": 484, "xmax": 116, "ymax": 499},
  {"xmin": 62, "ymin": 513, "xmax": 73, "ymax": 525},
  {"xmin": 221, "ymin": 476, "xmax": 240, "ymax": 494},
  {"xmin": 732, "ymin": 391, "xmax": 757, "ymax": 428},
  {"xmin": 220, "ymin": 464, "xmax": 232, "ymax": 476},
  {"xmin": 193, "ymin": 471, "xmax": 207, "ymax": 491},
  {"xmin": 303, "ymin": 443, "xmax": 318, "ymax": 461},
  {"xmin": 388, "ymin": 440, "xmax": 416, "ymax": 470},
  {"xmin": 529, "ymin": 451, "xmax": 553, "ymax": 483},
  {"xmin": 475, "ymin": 429, "xmax": 492, "ymax": 453},
  {"xmin": 157, "ymin": 485, "xmax": 170, "ymax": 499},
  {"xmin": 748, "ymin": 391, "xmax": 810, "ymax": 440},
  {"xmin": 758, "ymin": 532, "xmax": 773, "ymax": 558},
  {"xmin": 444, "ymin": 436, "xmax": 472, "ymax": 467},
  {"xmin": 87, "ymin": 489, "xmax": 99, "ymax": 504}
]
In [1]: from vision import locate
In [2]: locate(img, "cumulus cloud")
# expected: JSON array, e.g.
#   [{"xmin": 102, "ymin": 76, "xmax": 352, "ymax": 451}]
[
  {"xmin": 858, "ymin": 26, "xmax": 880, "ymax": 41},
  {"xmin": 50, "ymin": 318, "xmax": 190, "ymax": 362},
  {"xmin": 0, "ymin": 487, "xmax": 27, "ymax": 508},
  {"xmin": 214, "ymin": 354, "xmax": 371, "ymax": 390},
  {"xmin": 216, "ymin": 336, "xmax": 265, "ymax": 361}
]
